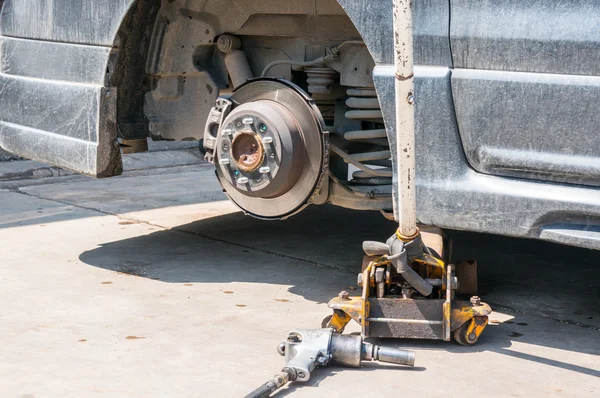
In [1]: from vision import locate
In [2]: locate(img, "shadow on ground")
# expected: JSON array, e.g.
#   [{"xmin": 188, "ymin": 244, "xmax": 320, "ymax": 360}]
[
  {"xmin": 80, "ymin": 205, "xmax": 600, "ymax": 323},
  {"xmin": 79, "ymin": 205, "xmax": 600, "ymax": 378}
]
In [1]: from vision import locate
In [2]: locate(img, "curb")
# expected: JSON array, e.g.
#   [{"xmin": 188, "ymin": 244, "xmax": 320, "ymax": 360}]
[{"xmin": 0, "ymin": 147, "xmax": 205, "ymax": 182}]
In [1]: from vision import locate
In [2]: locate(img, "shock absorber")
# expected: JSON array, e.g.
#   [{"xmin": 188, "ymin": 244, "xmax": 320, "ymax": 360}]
[{"xmin": 341, "ymin": 88, "xmax": 392, "ymax": 185}]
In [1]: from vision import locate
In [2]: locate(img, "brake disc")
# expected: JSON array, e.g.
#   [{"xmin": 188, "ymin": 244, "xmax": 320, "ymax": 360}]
[{"xmin": 211, "ymin": 79, "xmax": 328, "ymax": 219}]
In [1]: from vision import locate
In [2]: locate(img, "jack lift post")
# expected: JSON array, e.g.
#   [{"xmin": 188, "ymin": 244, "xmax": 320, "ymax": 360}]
[{"xmin": 245, "ymin": 1, "xmax": 491, "ymax": 396}]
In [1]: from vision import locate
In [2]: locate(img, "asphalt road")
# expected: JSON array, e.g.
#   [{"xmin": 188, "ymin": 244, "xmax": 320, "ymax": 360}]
[{"xmin": 0, "ymin": 158, "xmax": 598, "ymax": 397}]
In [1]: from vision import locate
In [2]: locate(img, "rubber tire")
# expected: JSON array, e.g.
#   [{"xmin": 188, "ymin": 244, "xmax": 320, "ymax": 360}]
[{"xmin": 452, "ymin": 322, "xmax": 478, "ymax": 346}]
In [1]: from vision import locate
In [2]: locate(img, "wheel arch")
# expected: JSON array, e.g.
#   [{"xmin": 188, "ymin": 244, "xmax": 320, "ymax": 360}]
[{"xmin": 108, "ymin": 0, "xmax": 381, "ymax": 144}]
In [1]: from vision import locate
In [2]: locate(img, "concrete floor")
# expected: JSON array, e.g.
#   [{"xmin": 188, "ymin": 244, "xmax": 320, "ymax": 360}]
[{"xmin": 0, "ymin": 162, "xmax": 598, "ymax": 397}]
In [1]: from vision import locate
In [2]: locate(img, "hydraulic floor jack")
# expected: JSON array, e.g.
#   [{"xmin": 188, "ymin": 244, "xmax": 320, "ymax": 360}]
[
  {"xmin": 246, "ymin": 1, "xmax": 491, "ymax": 396},
  {"xmin": 324, "ymin": 227, "xmax": 492, "ymax": 346}
]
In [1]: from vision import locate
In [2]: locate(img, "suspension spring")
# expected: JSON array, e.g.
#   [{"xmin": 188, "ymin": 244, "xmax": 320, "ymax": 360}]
[{"xmin": 342, "ymin": 88, "xmax": 392, "ymax": 185}]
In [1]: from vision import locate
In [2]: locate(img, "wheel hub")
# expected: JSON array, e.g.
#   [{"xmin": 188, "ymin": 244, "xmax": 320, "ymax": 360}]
[
  {"xmin": 209, "ymin": 79, "xmax": 327, "ymax": 219},
  {"xmin": 231, "ymin": 131, "xmax": 264, "ymax": 172}
]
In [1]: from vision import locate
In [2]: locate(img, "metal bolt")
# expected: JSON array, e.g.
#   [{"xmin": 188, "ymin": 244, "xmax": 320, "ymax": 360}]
[
  {"xmin": 259, "ymin": 166, "xmax": 271, "ymax": 174},
  {"xmin": 468, "ymin": 332, "xmax": 477, "ymax": 341},
  {"xmin": 407, "ymin": 94, "xmax": 414, "ymax": 105},
  {"xmin": 237, "ymin": 176, "xmax": 249, "ymax": 184},
  {"xmin": 277, "ymin": 342, "xmax": 286, "ymax": 356},
  {"xmin": 262, "ymin": 136, "xmax": 273, "ymax": 144},
  {"xmin": 242, "ymin": 117, "xmax": 254, "ymax": 125},
  {"xmin": 470, "ymin": 296, "xmax": 481, "ymax": 306},
  {"xmin": 298, "ymin": 372, "xmax": 306, "ymax": 379},
  {"xmin": 287, "ymin": 332, "xmax": 301, "ymax": 342},
  {"xmin": 338, "ymin": 291, "xmax": 350, "ymax": 300},
  {"xmin": 222, "ymin": 128, "xmax": 232, "ymax": 136},
  {"xmin": 218, "ymin": 158, "xmax": 230, "ymax": 165},
  {"xmin": 317, "ymin": 356, "xmax": 329, "ymax": 366}
]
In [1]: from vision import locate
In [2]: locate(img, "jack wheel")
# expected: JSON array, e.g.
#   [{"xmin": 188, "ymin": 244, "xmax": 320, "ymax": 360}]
[
  {"xmin": 452, "ymin": 322, "xmax": 479, "ymax": 346},
  {"xmin": 321, "ymin": 314, "xmax": 345, "ymax": 333},
  {"xmin": 321, "ymin": 314, "xmax": 334, "ymax": 329}
]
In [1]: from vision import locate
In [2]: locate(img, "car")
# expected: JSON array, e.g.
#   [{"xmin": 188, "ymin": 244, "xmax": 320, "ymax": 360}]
[{"xmin": 1, "ymin": 0, "xmax": 599, "ymax": 250}]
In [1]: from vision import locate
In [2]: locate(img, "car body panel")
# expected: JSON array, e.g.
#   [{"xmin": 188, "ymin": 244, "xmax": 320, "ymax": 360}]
[
  {"xmin": 0, "ymin": 0, "xmax": 133, "ymax": 46},
  {"xmin": 337, "ymin": 0, "xmax": 452, "ymax": 66},
  {"xmin": 450, "ymin": 0, "xmax": 600, "ymax": 76},
  {"xmin": 452, "ymin": 69, "xmax": 600, "ymax": 187},
  {"xmin": 374, "ymin": 66, "xmax": 600, "ymax": 250},
  {"xmin": 0, "ymin": 0, "xmax": 134, "ymax": 176},
  {"xmin": 450, "ymin": 0, "xmax": 600, "ymax": 187},
  {"xmin": 0, "ymin": 41, "xmax": 122, "ymax": 176}
]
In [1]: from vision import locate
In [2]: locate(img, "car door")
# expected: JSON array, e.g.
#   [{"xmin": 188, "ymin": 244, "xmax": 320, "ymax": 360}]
[{"xmin": 450, "ymin": 0, "xmax": 600, "ymax": 187}]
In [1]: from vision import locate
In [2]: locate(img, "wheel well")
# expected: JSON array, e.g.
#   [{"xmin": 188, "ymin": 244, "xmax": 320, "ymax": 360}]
[
  {"xmin": 109, "ymin": 0, "xmax": 161, "ymax": 143},
  {"xmin": 109, "ymin": 0, "xmax": 375, "ymax": 143}
]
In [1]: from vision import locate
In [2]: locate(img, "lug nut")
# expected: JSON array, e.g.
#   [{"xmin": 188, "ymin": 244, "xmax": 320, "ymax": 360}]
[
  {"xmin": 242, "ymin": 117, "xmax": 254, "ymax": 125},
  {"xmin": 262, "ymin": 136, "xmax": 273, "ymax": 144},
  {"xmin": 259, "ymin": 166, "xmax": 271, "ymax": 174},
  {"xmin": 219, "ymin": 158, "xmax": 230, "ymax": 165},
  {"xmin": 222, "ymin": 128, "xmax": 232, "ymax": 136},
  {"xmin": 237, "ymin": 176, "xmax": 249, "ymax": 184}
]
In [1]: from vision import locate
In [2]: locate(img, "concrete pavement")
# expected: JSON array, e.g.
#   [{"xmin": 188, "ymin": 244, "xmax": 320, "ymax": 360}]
[{"xmin": 0, "ymin": 157, "xmax": 598, "ymax": 397}]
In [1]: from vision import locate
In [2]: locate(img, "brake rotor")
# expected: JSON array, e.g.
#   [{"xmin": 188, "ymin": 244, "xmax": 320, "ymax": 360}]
[{"xmin": 214, "ymin": 79, "xmax": 327, "ymax": 219}]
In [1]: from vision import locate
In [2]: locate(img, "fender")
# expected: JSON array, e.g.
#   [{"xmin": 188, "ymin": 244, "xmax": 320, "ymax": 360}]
[{"xmin": 0, "ymin": 0, "xmax": 153, "ymax": 177}]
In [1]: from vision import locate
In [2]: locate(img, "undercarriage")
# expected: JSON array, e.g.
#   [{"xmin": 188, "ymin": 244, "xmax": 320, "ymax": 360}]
[{"xmin": 202, "ymin": 36, "xmax": 392, "ymax": 219}]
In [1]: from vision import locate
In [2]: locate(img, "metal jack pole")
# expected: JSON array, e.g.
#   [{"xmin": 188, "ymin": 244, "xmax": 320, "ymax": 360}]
[{"xmin": 393, "ymin": 0, "xmax": 418, "ymax": 239}]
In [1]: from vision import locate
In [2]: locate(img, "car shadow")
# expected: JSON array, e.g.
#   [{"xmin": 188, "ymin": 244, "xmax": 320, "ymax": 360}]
[
  {"xmin": 79, "ymin": 206, "xmax": 396, "ymax": 303},
  {"xmin": 79, "ymin": 205, "xmax": 600, "ymax": 377}
]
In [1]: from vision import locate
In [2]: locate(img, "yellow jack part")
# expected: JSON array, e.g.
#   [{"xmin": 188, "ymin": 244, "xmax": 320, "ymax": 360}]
[{"xmin": 323, "ymin": 227, "xmax": 492, "ymax": 346}]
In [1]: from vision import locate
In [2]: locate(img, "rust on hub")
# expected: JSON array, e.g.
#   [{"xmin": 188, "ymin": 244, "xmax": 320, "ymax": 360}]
[{"xmin": 231, "ymin": 131, "xmax": 265, "ymax": 172}]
